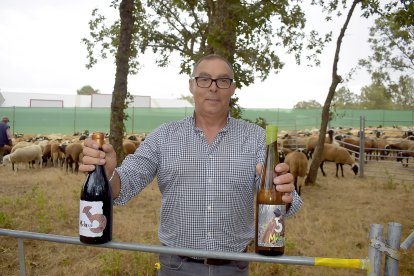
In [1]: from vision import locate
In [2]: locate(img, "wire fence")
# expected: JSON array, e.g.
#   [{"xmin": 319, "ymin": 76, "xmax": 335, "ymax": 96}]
[{"xmin": 0, "ymin": 106, "xmax": 413, "ymax": 135}]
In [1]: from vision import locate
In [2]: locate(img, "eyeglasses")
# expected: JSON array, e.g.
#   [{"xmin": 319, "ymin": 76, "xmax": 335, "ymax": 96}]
[{"xmin": 192, "ymin": 77, "xmax": 234, "ymax": 89}]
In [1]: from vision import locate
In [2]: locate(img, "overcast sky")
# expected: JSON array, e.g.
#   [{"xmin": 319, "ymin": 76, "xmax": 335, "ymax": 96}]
[{"xmin": 0, "ymin": 0, "xmax": 377, "ymax": 108}]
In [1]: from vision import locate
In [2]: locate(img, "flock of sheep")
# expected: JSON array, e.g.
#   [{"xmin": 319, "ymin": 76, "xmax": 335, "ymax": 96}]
[
  {"xmin": 2, "ymin": 127, "xmax": 413, "ymax": 196},
  {"xmin": 279, "ymin": 127, "xmax": 414, "ymax": 195},
  {"xmin": 1, "ymin": 133, "xmax": 144, "ymax": 173}
]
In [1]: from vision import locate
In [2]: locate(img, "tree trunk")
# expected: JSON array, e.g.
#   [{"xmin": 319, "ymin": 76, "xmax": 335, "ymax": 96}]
[
  {"xmin": 110, "ymin": 0, "xmax": 134, "ymax": 165},
  {"xmin": 305, "ymin": 0, "xmax": 362, "ymax": 185},
  {"xmin": 206, "ymin": 0, "xmax": 238, "ymax": 63}
]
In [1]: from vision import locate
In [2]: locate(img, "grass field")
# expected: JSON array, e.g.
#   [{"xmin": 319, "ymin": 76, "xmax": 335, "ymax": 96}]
[{"xmin": 0, "ymin": 162, "xmax": 413, "ymax": 276}]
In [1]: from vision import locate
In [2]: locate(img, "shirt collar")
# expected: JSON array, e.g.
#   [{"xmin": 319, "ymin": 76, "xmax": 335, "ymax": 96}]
[{"xmin": 190, "ymin": 112, "xmax": 232, "ymax": 133}]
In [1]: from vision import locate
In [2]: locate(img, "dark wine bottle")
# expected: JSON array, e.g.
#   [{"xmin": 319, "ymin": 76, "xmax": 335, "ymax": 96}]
[
  {"xmin": 255, "ymin": 125, "xmax": 286, "ymax": 255},
  {"xmin": 79, "ymin": 132, "xmax": 113, "ymax": 244}
]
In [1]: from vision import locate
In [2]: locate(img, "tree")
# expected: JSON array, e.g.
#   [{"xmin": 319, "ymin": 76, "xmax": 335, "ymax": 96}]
[
  {"xmin": 388, "ymin": 75, "xmax": 414, "ymax": 109},
  {"xmin": 83, "ymin": 1, "xmax": 332, "ymax": 114},
  {"xmin": 358, "ymin": 1, "xmax": 413, "ymax": 108},
  {"xmin": 359, "ymin": 73, "xmax": 392, "ymax": 109},
  {"xmin": 359, "ymin": 1, "xmax": 414, "ymax": 77},
  {"xmin": 306, "ymin": 0, "xmax": 362, "ymax": 186},
  {"xmin": 331, "ymin": 86, "xmax": 360, "ymax": 108},
  {"xmin": 178, "ymin": 94, "xmax": 194, "ymax": 106},
  {"xmin": 293, "ymin": 100, "xmax": 322, "ymax": 109},
  {"xmin": 77, "ymin": 85, "xmax": 99, "ymax": 95},
  {"xmin": 110, "ymin": 0, "xmax": 136, "ymax": 165}
]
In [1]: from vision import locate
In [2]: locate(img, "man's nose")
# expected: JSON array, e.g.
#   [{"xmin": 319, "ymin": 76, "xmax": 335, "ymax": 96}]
[{"xmin": 209, "ymin": 80, "xmax": 219, "ymax": 92}]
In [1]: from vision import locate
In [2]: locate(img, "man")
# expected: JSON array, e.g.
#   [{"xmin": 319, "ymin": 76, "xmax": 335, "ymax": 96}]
[
  {"xmin": 80, "ymin": 54, "xmax": 302, "ymax": 275},
  {"xmin": 0, "ymin": 116, "xmax": 12, "ymax": 163}
]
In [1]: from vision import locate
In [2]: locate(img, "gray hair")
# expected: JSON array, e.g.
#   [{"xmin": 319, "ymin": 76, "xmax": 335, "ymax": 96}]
[{"xmin": 191, "ymin": 54, "xmax": 234, "ymax": 78}]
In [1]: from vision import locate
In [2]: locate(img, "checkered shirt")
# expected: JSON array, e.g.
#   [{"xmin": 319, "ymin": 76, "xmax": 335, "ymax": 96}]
[{"xmin": 114, "ymin": 115, "xmax": 303, "ymax": 252}]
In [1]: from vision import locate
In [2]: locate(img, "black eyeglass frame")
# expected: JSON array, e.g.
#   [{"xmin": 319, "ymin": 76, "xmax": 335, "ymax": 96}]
[{"xmin": 191, "ymin": 77, "xmax": 234, "ymax": 89}]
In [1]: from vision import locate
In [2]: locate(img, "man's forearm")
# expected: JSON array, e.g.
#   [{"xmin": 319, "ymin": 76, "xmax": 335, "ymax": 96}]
[{"xmin": 109, "ymin": 169, "xmax": 121, "ymax": 199}]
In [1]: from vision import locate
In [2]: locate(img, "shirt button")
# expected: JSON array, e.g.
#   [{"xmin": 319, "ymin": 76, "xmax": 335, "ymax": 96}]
[
  {"xmin": 209, "ymin": 155, "xmax": 213, "ymax": 159},
  {"xmin": 207, "ymin": 232, "xmax": 211, "ymax": 237},
  {"xmin": 207, "ymin": 178, "xmax": 213, "ymax": 184},
  {"xmin": 207, "ymin": 205, "xmax": 212, "ymax": 210}
]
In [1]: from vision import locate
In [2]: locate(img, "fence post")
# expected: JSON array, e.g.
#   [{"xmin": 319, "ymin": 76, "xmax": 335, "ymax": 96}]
[
  {"xmin": 277, "ymin": 108, "xmax": 280, "ymax": 126},
  {"xmin": 18, "ymin": 238, "xmax": 26, "ymax": 276},
  {"xmin": 132, "ymin": 106, "xmax": 135, "ymax": 134},
  {"xmin": 73, "ymin": 106, "xmax": 77, "ymax": 134},
  {"xmin": 385, "ymin": 222, "xmax": 402, "ymax": 276},
  {"xmin": 401, "ymin": 230, "xmax": 414, "ymax": 251},
  {"xmin": 12, "ymin": 106, "xmax": 16, "ymax": 135},
  {"xmin": 368, "ymin": 223, "xmax": 383, "ymax": 276},
  {"xmin": 359, "ymin": 116, "xmax": 365, "ymax": 177}
]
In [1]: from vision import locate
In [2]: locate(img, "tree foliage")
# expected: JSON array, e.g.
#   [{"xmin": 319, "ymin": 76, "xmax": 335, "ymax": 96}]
[
  {"xmin": 359, "ymin": 1, "xmax": 413, "ymax": 76},
  {"xmin": 331, "ymin": 86, "xmax": 360, "ymax": 108},
  {"xmin": 83, "ymin": 0, "xmax": 332, "ymax": 91},
  {"xmin": 77, "ymin": 85, "xmax": 99, "ymax": 95},
  {"xmin": 178, "ymin": 94, "xmax": 194, "ymax": 106},
  {"xmin": 293, "ymin": 100, "xmax": 322, "ymax": 109},
  {"xmin": 83, "ymin": 0, "xmax": 336, "ymax": 127},
  {"xmin": 388, "ymin": 75, "xmax": 414, "ymax": 109},
  {"xmin": 295, "ymin": 73, "xmax": 414, "ymax": 110},
  {"xmin": 359, "ymin": 71, "xmax": 392, "ymax": 109}
]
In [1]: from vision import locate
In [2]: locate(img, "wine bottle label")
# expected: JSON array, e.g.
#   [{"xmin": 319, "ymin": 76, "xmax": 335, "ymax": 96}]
[
  {"xmin": 79, "ymin": 200, "xmax": 107, "ymax": 237},
  {"xmin": 257, "ymin": 204, "xmax": 286, "ymax": 247}
]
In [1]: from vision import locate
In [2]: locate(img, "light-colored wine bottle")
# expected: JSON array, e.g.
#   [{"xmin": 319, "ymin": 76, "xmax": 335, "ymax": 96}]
[
  {"xmin": 79, "ymin": 132, "xmax": 113, "ymax": 244},
  {"xmin": 255, "ymin": 125, "xmax": 286, "ymax": 255}
]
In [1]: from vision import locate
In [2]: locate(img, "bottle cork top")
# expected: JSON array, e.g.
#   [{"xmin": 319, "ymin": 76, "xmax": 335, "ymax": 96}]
[
  {"xmin": 266, "ymin": 125, "xmax": 278, "ymax": 145},
  {"xmin": 91, "ymin": 132, "xmax": 105, "ymax": 148}
]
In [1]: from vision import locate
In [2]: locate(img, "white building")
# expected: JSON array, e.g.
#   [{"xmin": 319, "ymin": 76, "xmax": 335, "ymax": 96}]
[{"xmin": 0, "ymin": 91, "xmax": 193, "ymax": 108}]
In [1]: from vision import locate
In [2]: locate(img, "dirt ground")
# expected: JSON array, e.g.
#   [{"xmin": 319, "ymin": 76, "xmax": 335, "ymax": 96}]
[{"xmin": 0, "ymin": 162, "xmax": 413, "ymax": 276}]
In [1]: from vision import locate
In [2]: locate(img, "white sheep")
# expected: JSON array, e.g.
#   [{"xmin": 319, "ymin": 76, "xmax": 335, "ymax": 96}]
[
  {"xmin": 2, "ymin": 144, "xmax": 43, "ymax": 171},
  {"xmin": 319, "ymin": 143, "xmax": 359, "ymax": 177},
  {"xmin": 284, "ymin": 150, "xmax": 308, "ymax": 196},
  {"xmin": 11, "ymin": 141, "xmax": 33, "ymax": 153}
]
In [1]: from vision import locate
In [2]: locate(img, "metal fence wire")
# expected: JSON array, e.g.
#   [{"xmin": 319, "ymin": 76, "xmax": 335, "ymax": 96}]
[{"xmin": 1, "ymin": 224, "xmax": 414, "ymax": 276}]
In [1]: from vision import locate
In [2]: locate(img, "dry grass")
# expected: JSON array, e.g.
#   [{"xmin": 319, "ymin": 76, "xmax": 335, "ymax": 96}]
[{"xmin": 0, "ymin": 163, "xmax": 413, "ymax": 276}]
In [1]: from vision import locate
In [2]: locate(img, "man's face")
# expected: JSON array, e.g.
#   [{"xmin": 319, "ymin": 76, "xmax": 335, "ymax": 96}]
[{"xmin": 189, "ymin": 58, "xmax": 235, "ymax": 116}]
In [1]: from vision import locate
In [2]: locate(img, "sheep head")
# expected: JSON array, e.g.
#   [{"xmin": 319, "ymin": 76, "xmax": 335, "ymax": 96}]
[
  {"xmin": 2, "ymin": 155, "xmax": 11, "ymax": 166},
  {"xmin": 351, "ymin": 163, "xmax": 359, "ymax": 175}
]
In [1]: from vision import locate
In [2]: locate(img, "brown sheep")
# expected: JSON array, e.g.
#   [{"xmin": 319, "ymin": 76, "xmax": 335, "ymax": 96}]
[
  {"xmin": 42, "ymin": 143, "xmax": 52, "ymax": 167},
  {"xmin": 391, "ymin": 142, "xmax": 414, "ymax": 167},
  {"xmin": 59, "ymin": 143, "xmax": 83, "ymax": 174},
  {"xmin": 51, "ymin": 142, "xmax": 65, "ymax": 168},
  {"xmin": 340, "ymin": 136, "xmax": 374, "ymax": 160},
  {"xmin": 281, "ymin": 134, "xmax": 308, "ymax": 151},
  {"xmin": 319, "ymin": 143, "xmax": 359, "ymax": 177},
  {"xmin": 371, "ymin": 138, "xmax": 389, "ymax": 161},
  {"xmin": 123, "ymin": 140, "xmax": 137, "ymax": 156},
  {"xmin": 306, "ymin": 129, "xmax": 335, "ymax": 159},
  {"xmin": 284, "ymin": 151, "xmax": 308, "ymax": 196},
  {"xmin": 396, "ymin": 150, "xmax": 413, "ymax": 167}
]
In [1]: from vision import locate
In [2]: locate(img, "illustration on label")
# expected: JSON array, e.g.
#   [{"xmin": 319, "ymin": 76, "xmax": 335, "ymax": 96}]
[
  {"xmin": 257, "ymin": 204, "xmax": 285, "ymax": 247},
  {"xmin": 79, "ymin": 200, "xmax": 107, "ymax": 237}
]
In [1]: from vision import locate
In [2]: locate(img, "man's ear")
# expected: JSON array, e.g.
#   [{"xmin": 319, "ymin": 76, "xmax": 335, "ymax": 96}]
[{"xmin": 189, "ymin": 79, "xmax": 195, "ymax": 95}]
